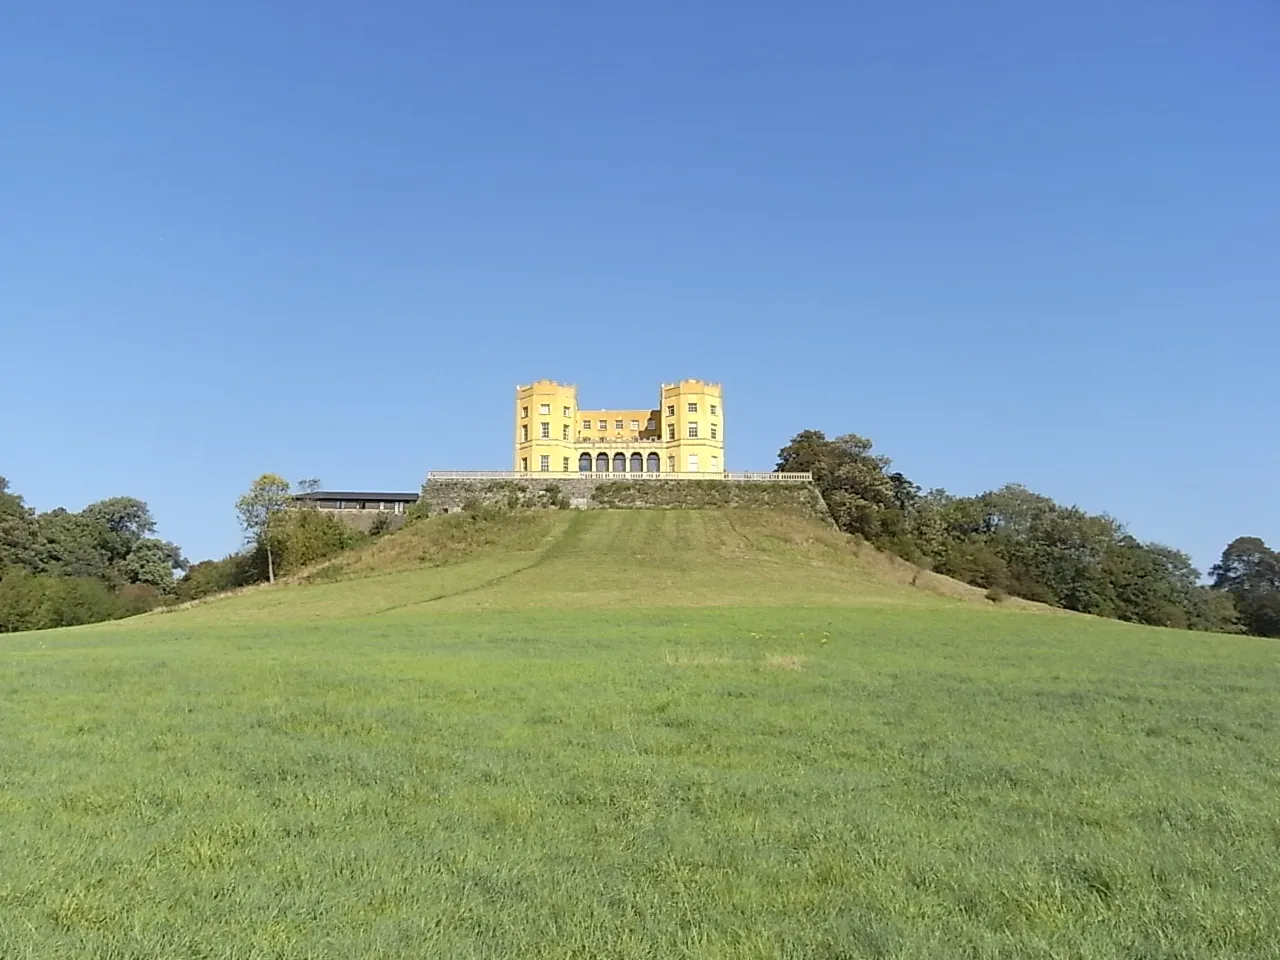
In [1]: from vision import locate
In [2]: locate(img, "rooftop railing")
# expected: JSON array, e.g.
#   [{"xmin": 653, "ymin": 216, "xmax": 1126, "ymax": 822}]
[{"xmin": 426, "ymin": 470, "xmax": 813, "ymax": 482}]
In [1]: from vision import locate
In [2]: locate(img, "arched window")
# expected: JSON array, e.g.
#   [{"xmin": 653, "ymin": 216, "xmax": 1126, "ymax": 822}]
[
  {"xmin": 613, "ymin": 452, "xmax": 627, "ymax": 473},
  {"xmin": 630, "ymin": 453, "xmax": 643, "ymax": 473},
  {"xmin": 579, "ymin": 453, "xmax": 593, "ymax": 472},
  {"xmin": 596, "ymin": 452, "xmax": 610, "ymax": 473},
  {"xmin": 646, "ymin": 452, "xmax": 660, "ymax": 473}
]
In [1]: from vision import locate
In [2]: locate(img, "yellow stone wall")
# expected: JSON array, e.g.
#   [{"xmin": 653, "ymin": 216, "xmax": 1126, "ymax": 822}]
[{"xmin": 514, "ymin": 379, "xmax": 725, "ymax": 475}]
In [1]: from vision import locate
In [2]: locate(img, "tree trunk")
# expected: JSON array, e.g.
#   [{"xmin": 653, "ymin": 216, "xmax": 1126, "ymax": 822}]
[{"xmin": 267, "ymin": 543, "xmax": 275, "ymax": 584}]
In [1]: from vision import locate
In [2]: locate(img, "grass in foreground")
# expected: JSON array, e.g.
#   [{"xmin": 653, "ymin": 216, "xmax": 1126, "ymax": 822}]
[{"xmin": 1, "ymin": 510, "xmax": 1277, "ymax": 958}]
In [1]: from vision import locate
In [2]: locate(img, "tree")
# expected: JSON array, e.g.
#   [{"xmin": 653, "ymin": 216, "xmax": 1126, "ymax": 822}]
[
  {"xmin": 235, "ymin": 474, "xmax": 292, "ymax": 584},
  {"xmin": 777, "ymin": 431, "xmax": 898, "ymax": 542},
  {"xmin": 123, "ymin": 537, "xmax": 188, "ymax": 592},
  {"xmin": 1211, "ymin": 537, "xmax": 1280, "ymax": 637},
  {"xmin": 81, "ymin": 497, "xmax": 156, "ymax": 559}
]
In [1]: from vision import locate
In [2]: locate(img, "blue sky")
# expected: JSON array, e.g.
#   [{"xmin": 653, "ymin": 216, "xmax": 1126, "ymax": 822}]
[{"xmin": 2, "ymin": 1, "xmax": 1276, "ymax": 573}]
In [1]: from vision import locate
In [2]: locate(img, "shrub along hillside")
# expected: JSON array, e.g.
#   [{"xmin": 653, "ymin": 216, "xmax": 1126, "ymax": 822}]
[{"xmin": 776, "ymin": 430, "xmax": 1267, "ymax": 635}]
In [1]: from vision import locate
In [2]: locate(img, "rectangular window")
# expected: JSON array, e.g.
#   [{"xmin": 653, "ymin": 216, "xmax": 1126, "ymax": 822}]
[
  {"xmin": 688, "ymin": 454, "xmax": 699, "ymax": 472},
  {"xmin": 666, "ymin": 404, "xmax": 675, "ymax": 417},
  {"xmin": 688, "ymin": 402, "xmax": 697, "ymax": 413},
  {"xmin": 667, "ymin": 423, "xmax": 675, "ymax": 440},
  {"xmin": 563, "ymin": 406, "xmax": 572, "ymax": 418},
  {"xmin": 539, "ymin": 455, "xmax": 550, "ymax": 472},
  {"xmin": 562, "ymin": 424, "xmax": 570, "ymax": 440},
  {"xmin": 710, "ymin": 404, "xmax": 718, "ymax": 416},
  {"xmin": 688, "ymin": 423, "xmax": 698, "ymax": 438},
  {"xmin": 668, "ymin": 455, "xmax": 676, "ymax": 473},
  {"xmin": 540, "ymin": 422, "xmax": 550, "ymax": 439},
  {"xmin": 521, "ymin": 457, "xmax": 529, "ymax": 471},
  {"xmin": 598, "ymin": 420, "xmax": 607, "ymax": 431},
  {"xmin": 711, "ymin": 456, "xmax": 719, "ymax": 471},
  {"xmin": 646, "ymin": 418, "xmax": 655, "ymax": 431},
  {"xmin": 583, "ymin": 419, "xmax": 591, "ymax": 430},
  {"xmin": 521, "ymin": 406, "xmax": 529, "ymax": 418},
  {"xmin": 614, "ymin": 419, "xmax": 623, "ymax": 430},
  {"xmin": 562, "ymin": 457, "xmax": 570, "ymax": 472},
  {"xmin": 630, "ymin": 419, "xmax": 639, "ymax": 432},
  {"xmin": 521, "ymin": 424, "xmax": 529, "ymax": 442},
  {"xmin": 710, "ymin": 423, "xmax": 718, "ymax": 439},
  {"xmin": 539, "ymin": 403, "xmax": 550, "ymax": 415}
]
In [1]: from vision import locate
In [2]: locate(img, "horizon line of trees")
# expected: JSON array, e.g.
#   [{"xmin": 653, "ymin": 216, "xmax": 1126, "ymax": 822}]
[{"xmin": 776, "ymin": 430, "xmax": 1278, "ymax": 638}]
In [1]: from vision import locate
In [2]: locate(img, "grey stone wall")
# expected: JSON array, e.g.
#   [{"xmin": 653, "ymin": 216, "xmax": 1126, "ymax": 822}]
[{"xmin": 419, "ymin": 477, "xmax": 831, "ymax": 521}]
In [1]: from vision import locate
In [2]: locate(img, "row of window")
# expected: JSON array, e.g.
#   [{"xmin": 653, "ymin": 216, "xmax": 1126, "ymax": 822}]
[
  {"xmin": 523, "ymin": 403, "xmax": 722, "ymax": 421},
  {"xmin": 521, "ymin": 404, "xmax": 574, "ymax": 418},
  {"xmin": 519, "ymin": 453, "xmax": 721, "ymax": 473},
  {"xmin": 666, "ymin": 402, "xmax": 718, "ymax": 417},
  {"xmin": 315, "ymin": 500, "xmax": 408, "ymax": 513},
  {"xmin": 523, "ymin": 422, "xmax": 720, "ymax": 442},
  {"xmin": 666, "ymin": 422, "xmax": 718, "ymax": 440},
  {"xmin": 583, "ymin": 417, "xmax": 655, "ymax": 433}
]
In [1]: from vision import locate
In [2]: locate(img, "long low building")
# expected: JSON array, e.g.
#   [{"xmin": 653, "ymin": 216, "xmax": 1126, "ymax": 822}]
[{"xmin": 292, "ymin": 491, "xmax": 418, "ymax": 514}]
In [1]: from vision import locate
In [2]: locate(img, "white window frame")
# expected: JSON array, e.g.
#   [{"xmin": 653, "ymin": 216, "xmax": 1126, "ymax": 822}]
[
  {"xmin": 539, "ymin": 403, "xmax": 550, "ymax": 415},
  {"xmin": 539, "ymin": 455, "xmax": 550, "ymax": 472},
  {"xmin": 688, "ymin": 422, "xmax": 698, "ymax": 439},
  {"xmin": 540, "ymin": 422, "xmax": 550, "ymax": 439},
  {"xmin": 687, "ymin": 454, "xmax": 699, "ymax": 472}
]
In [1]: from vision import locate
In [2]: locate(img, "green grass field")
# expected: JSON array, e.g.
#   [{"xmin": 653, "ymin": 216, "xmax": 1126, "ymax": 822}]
[{"xmin": 2, "ymin": 508, "xmax": 1278, "ymax": 958}]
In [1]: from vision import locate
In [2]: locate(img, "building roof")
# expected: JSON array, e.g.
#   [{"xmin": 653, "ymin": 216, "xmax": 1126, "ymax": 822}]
[{"xmin": 293, "ymin": 491, "xmax": 419, "ymax": 502}]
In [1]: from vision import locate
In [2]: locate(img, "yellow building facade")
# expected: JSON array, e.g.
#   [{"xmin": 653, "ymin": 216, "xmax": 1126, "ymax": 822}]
[{"xmin": 514, "ymin": 380, "xmax": 725, "ymax": 475}]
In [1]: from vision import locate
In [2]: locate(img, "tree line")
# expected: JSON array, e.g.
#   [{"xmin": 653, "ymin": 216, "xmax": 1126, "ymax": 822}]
[
  {"xmin": 0, "ymin": 477, "xmax": 187, "ymax": 631},
  {"xmin": 777, "ymin": 431, "xmax": 1279, "ymax": 637}
]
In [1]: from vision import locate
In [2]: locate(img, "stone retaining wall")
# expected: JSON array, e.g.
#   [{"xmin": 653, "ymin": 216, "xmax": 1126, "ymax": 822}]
[{"xmin": 419, "ymin": 477, "xmax": 832, "ymax": 522}]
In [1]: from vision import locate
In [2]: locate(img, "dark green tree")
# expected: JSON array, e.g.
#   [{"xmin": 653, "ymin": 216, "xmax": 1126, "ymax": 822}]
[{"xmin": 1211, "ymin": 537, "xmax": 1280, "ymax": 637}]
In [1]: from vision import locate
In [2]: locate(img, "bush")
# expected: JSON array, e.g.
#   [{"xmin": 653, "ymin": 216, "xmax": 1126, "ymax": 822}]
[
  {"xmin": 176, "ymin": 554, "xmax": 256, "ymax": 602},
  {"xmin": 986, "ymin": 586, "xmax": 1008, "ymax": 604}
]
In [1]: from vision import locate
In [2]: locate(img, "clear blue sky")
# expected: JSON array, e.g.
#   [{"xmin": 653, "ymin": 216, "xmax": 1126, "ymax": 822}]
[{"xmin": 2, "ymin": 1, "xmax": 1276, "ymax": 573}]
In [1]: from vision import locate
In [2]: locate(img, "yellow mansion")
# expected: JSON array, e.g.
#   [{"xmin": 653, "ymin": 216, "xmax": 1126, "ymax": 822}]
[{"xmin": 515, "ymin": 380, "xmax": 725, "ymax": 475}]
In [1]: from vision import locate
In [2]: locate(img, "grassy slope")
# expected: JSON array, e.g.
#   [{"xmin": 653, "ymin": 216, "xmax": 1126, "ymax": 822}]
[{"xmin": 2, "ymin": 510, "xmax": 1278, "ymax": 959}]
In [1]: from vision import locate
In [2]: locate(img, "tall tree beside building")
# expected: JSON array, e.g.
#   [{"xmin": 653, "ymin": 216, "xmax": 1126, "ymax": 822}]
[{"xmin": 235, "ymin": 474, "xmax": 293, "ymax": 584}]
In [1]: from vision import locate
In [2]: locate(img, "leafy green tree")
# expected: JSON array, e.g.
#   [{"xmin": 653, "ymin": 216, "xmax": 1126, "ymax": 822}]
[
  {"xmin": 32, "ymin": 510, "xmax": 114, "ymax": 581},
  {"xmin": 123, "ymin": 537, "xmax": 188, "ymax": 593},
  {"xmin": 777, "ymin": 431, "xmax": 898, "ymax": 542},
  {"xmin": 80, "ymin": 497, "xmax": 157, "ymax": 571},
  {"xmin": 1211, "ymin": 537, "xmax": 1280, "ymax": 637},
  {"xmin": 235, "ymin": 474, "xmax": 292, "ymax": 583}
]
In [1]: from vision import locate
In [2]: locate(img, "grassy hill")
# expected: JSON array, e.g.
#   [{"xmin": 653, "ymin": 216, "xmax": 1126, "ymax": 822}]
[
  {"xmin": 2, "ymin": 507, "xmax": 1278, "ymax": 958},
  {"xmin": 168, "ymin": 507, "xmax": 1016, "ymax": 626}
]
